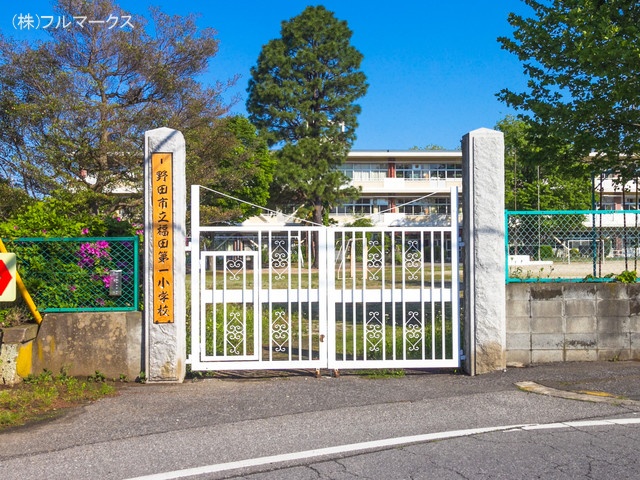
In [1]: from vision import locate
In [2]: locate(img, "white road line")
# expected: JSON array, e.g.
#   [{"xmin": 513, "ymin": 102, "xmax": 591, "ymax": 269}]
[
  {"xmin": 126, "ymin": 418, "xmax": 640, "ymax": 480},
  {"xmin": 521, "ymin": 417, "xmax": 640, "ymax": 430}
]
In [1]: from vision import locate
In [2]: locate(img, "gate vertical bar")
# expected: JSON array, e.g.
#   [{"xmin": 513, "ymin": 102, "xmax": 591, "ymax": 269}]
[
  {"xmin": 450, "ymin": 187, "xmax": 460, "ymax": 364},
  {"xmin": 286, "ymin": 231, "xmax": 292, "ymax": 362},
  {"xmin": 420, "ymin": 230, "xmax": 426, "ymax": 359},
  {"xmin": 381, "ymin": 231, "xmax": 387, "ymax": 361},
  {"xmin": 256, "ymin": 232, "xmax": 264, "ymax": 360},
  {"xmin": 210, "ymin": 256, "xmax": 216, "ymax": 357},
  {"xmin": 361, "ymin": 230, "xmax": 367, "ymax": 361},
  {"xmin": 429, "ymin": 230, "xmax": 435, "ymax": 359},
  {"xmin": 351, "ymin": 232, "xmax": 357, "ymax": 359},
  {"xmin": 242, "ymin": 255, "xmax": 247, "ymax": 357},
  {"xmin": 267, "ymin": 230, "xmax": 273, "ymax": 362},
  {"xmin": 440, "ymin": 228, "xmax": 446, "ymax": 359},
  {"xmin": 402, "ymin": 230, "xmax": 407, "ymax": 360},
  {"xmin": 190, "ymin": 185, "xmax": 200, "ymax": 367},
  {"xmin": 321, "ymin": 227, "xmax": 331, "ymax": 368},
  {"xmin": 339, "ymin": 231, "xmax": 348, "ymax": 363},
  {"xmin": 297, "ymin": 231, "xmax": 303, "ymax": 361},
  {"xmin": 306, "ymin": 231, "xmax": 312, "ymax": 361},
  {"xmin": 305, "ymin": 232, "xmax": 312, "ymax": 359},
  {"xmin": 222, "ymin": 255, "xmax": 228, "ymax": 357},
  {"xmin": 391, "ymin": 231, "xmax": 397, "ymax": 361}
]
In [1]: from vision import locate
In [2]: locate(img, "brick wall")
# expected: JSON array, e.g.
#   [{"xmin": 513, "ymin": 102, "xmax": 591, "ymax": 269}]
[{"xmin": 506, "ymin": 283, "xmax": 640, "ymax": 365}]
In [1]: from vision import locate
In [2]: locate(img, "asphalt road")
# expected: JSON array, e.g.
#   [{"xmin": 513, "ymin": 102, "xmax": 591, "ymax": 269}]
[
  {"xmin": 1, "ymin": 361, "xmax": 640, "ymax": 479},
  {"xmin": 227, "ymin": 418, "xmax": 640, "ymax": 480}
]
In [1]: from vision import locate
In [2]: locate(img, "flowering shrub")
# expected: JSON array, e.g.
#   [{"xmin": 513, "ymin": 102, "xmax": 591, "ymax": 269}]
[
  {"xmin": 72, "ymin": 240, "xmax": 114, "ymax": 307},
  {"xmin": 0, "ymin": 191, "xmax": 142, "ymax": 240},
  {"xmin": 78, "ymin": 241, "xmax": 111, "ymax": 268},
  {"xmin": 0, "ymin": 188, "xmax": 142, "ymax": 311}
]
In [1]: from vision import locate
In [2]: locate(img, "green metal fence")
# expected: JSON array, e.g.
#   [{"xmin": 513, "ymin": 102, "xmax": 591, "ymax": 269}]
[
  {"xmin": 3, "ymin": 237, "xmax": 140, "ymax": 312},
  {"xmin": 506, "ymin": 210, "xmax": 640, "ymax": 282}
]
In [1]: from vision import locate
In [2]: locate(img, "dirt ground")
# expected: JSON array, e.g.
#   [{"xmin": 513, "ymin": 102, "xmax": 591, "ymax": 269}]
[{"xmin": 509, "ymin": 258, "xmax": 639, "ymax": 280}]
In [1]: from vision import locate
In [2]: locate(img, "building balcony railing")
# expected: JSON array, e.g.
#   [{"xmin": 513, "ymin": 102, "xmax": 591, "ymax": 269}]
[{"xmin": 349, "ymin": 177, "xmax": 462, "ymax": 193}]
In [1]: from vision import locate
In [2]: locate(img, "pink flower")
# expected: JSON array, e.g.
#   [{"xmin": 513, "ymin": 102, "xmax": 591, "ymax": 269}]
[
  {"xmin": 77, "ymin": 241, "xmax": 111, "ymax": 268},
  {"xmin": 81, "ymin": 228, "xmax": 89, "ymax": 235}
]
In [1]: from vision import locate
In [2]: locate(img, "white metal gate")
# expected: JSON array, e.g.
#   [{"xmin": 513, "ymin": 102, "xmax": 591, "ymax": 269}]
[{"xmin": 188, "ymin": 186, "xmax": 460, "ymax": 371}]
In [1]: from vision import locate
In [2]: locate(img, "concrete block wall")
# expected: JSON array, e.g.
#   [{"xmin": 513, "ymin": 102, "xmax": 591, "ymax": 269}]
[
  {"xmin": 31, "ymin": 312, "xmax": 143, "ymax": 380},
  {"xmin": 506, "ymin": 283, "xmax": 640, "ymax": 365}
]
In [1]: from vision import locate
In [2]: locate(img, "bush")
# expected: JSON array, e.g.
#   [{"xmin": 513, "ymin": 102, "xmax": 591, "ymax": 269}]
[
  {"xmin": 539, "ymin": 245, "xmax": 554, "ymax": 260},
  {"xmin": 0, "ymin": 190, "xmax": 142, "ymax": 239}
]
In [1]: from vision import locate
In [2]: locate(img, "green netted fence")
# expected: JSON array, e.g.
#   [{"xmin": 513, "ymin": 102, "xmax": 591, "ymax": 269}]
[
  {"xmin": 3, "ymin": 237, "xmax": 139, "ymax": 312},
  {"xmin": 506, "ymin": 210, "xmax": 640, "ymax": 282}
]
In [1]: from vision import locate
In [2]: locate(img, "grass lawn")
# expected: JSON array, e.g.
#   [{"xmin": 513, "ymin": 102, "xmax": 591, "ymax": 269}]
[
  {"xmin": 193, "ymin": 264, "xmax": 460, "ymax": 290},
  {"xmin": 0, "ymin": 370, "xmax": 121, "ymax": 431}
]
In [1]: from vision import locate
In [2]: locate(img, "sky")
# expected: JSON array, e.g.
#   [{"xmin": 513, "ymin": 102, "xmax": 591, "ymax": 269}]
[{"xmin": 5, "ymin": 1, "xmax": 534, "ymax": 151}]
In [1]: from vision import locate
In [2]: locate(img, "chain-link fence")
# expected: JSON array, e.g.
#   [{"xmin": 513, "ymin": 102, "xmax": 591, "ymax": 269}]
[
  {"xmin": 506, "ymin": 210, "xmax": 640, "ymax": 282},
  {"xmin": 3, "ymin": 237, "xmax": 140, "ymax": 312}
]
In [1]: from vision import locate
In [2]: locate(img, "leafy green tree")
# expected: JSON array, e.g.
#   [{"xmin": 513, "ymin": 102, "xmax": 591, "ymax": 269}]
[
  {"xmin": 409, "ymin": 144, "xmax": 447, "ymax": 151},
  {"xmin": 186, "ymin": 116, "xmax": 275, "ymax": 224},
  {"xmin": 0, "ymin": 0, "xmax": 230, "ymax": 218},
  {"xmin": 0, "ymin": 179, "xmax": 33, "ymax": 220},
  {"xmin": 0, "ymin": 189, "xmax": 134, "ymax": 238},
  {"xmin": 497, "ymin": 115, "xmax": 591, "ymax": 211},
  {"xmin": 498, "ymin": 0, "xmax": 640, "ymax": 177},
  {"xmin": 246, "ymin": 5, "xmax": 368, "ymax": 227}
]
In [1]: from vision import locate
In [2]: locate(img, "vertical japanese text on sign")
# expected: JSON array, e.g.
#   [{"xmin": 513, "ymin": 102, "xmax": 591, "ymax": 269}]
[{"xmin": 151, "ymin": 153, "xmax": 174, "ymax": 323}]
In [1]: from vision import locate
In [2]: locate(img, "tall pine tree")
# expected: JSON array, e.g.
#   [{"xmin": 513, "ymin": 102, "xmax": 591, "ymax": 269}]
[{"xmin": 246, "ymin": 6, "xmax": 368, "ymax": 227}]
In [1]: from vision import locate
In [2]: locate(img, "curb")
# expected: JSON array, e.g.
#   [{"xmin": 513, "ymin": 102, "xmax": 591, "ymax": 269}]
[{"xmin": 515, "ymin": 381, "xmax": 640, "ymax": 407}]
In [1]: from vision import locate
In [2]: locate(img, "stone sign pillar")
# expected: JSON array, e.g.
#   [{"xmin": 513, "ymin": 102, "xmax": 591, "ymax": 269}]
[
  {"xmin": 462, "ymin": 128, "xmax": 506, "ymax": 375},
  {"xmin": 144, "ymin": 128, "xmax": 186, "ymax": 382}
]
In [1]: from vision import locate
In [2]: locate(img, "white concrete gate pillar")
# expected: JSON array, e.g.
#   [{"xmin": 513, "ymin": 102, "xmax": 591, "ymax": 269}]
[
  {"xmin": 144, "ymin": 127, "xmax": 186, "ymax": 382},
  {"xmin": 462, "ymin": 128, "xmax": 506, "ymax": 375}
]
